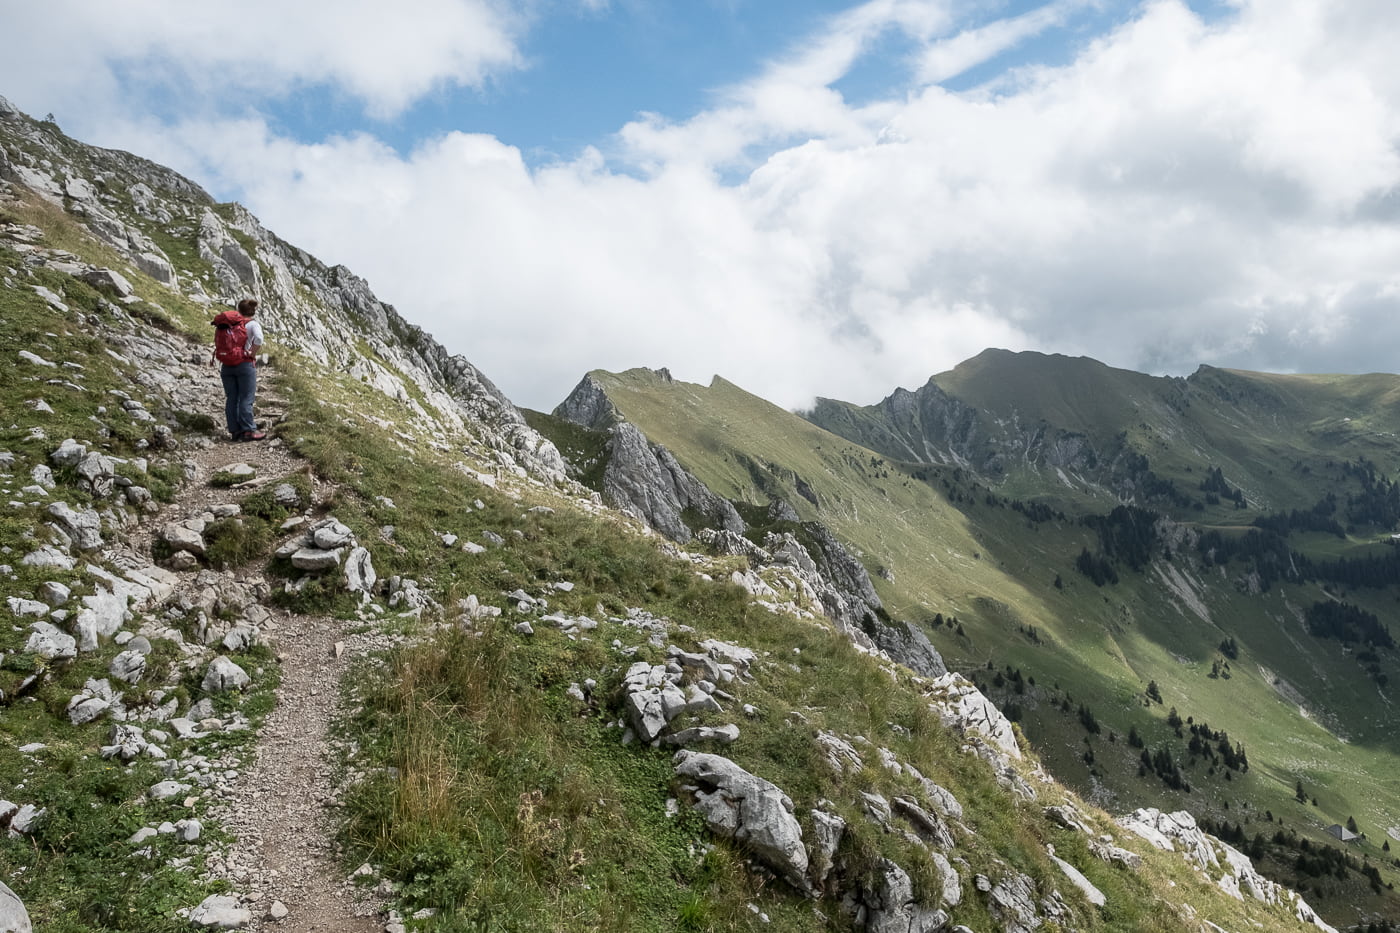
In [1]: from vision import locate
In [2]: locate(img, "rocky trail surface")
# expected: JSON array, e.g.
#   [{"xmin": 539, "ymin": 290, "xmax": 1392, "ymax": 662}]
[{"xmin": 155, "ymin": 367, "xmax": 385, "ymax": 932}]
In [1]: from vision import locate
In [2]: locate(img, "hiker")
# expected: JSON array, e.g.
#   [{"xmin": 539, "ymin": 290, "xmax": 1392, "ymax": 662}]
[{"xmin": 211, "ymin": 298, "xmax": 266, "ymax": 441}]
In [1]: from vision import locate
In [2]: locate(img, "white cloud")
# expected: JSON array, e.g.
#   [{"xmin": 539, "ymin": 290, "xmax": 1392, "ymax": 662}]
[
  {"xmin": 0, "ymin": 0, "xmax": 525, "ymax": 121},
  {"xmin": 5, "ymin": 0, "xmax": 1400, "ymax": 412}
]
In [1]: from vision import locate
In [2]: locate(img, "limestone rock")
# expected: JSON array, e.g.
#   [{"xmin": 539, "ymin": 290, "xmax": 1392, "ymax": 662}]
[
  {"xmin": 190, "ymin": 893, "xmax": 251, "ymax": 929},
  {"xmin": 25, "ymin": 621, "xmax": 76, "ymax": 660},
  {"xmin": 985, "ymin": 872, "xmax": 1044, "ymax": 933},
  {"xmin": 49, "ymin": 438, "xmax": 87, "ymax": 467},
  {"xmin": 663, "ymin": 724, "xmax": 740, "ymax": 747},
  {"xmin": 7, "ymin": 597, "xmax": 48, "ymax": 618},
  {"xmin": 672, "ymin": 751, "xmax": 808, "ymax": 890},
  {"xmin": 311, "ymin": 519, "xmax": 354, "ymax": 549},
  {"xmin": 291, "ymin": 547, "xmax": 343, "ymax": 571},
  {"xmin": 863, "ymin": 859, "xmax": 948, "ymax": 933},
  {"xmin": 109, "ymin": 650, "xmax": 147, "ymax": 684},
  {"xmin": 0, "ymin": 878, "xmax": 32, "ymax": 933},
  {"xmin": 1047, "ymin": 845, "xmax": 1105, "ymax": 908},
  {"xmin": 82, "ymin": 267, "xmax": 135, "ymax": 296},
  {"xmin": 344, "ymin": 546, "xmax": 376, "ymax": 593},
  {"xmin": 925, "ymin": 673, "xmax": 1021, "ymax": 760},
  {"xmin": 161, "ymin": 521, "xmax": 206, "ymax": 556},
  {"xmin": 20, "ymin": 546, "xmax": 75, "ymax": 570},
  {"xmin": 201, "ymin": 656, "xmax": 250, "ymax": 693},
  {"xmin": 46, "ymin": 502, "xmax": 103, "ymax": 550},
  {"xmin": 37, "ymin": 581, "xmax": 70, "ymax": 606},
  {"xmin": 75, "ymin": 451, "xmax": 117, "ymax": 498},
  {"xmin": 809, "ymin": 809, "xmax": 845, "ymax": 889},
  {"xmin": 67, "ymin": 694, "xmax": 111, "ymax": 725}
]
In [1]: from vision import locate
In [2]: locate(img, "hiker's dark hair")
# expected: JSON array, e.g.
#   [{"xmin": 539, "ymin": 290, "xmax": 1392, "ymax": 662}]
[{"xmin": 237, "ymin": 298, "xmax": 259, "ymax": 315}]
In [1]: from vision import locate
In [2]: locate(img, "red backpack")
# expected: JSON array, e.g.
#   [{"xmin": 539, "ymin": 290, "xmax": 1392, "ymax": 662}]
[{"xmin": 211, "ymin": 311, "xmax": 251, "ymax": 365}]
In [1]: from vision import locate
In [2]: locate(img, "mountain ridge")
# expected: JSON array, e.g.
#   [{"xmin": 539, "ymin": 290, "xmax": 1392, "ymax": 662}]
[
  {"xmin": 0, "ymin": 92, "xmax": 1372, "ymax": 932},
  {"xmin": 547, "ymin": 353, "xmax": 1400, "ymax": 925}
]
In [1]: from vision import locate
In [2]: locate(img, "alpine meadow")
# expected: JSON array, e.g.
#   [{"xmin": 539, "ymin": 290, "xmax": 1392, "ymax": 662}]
[{"xmin": 1, "ymin": 68, "xmax": 1399, "ymax": 933}]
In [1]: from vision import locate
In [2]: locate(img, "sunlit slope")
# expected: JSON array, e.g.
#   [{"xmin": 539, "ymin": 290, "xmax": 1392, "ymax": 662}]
[
  {"xmin": 592, "ymin": 363, "xmax": 1400, "ymax": 911},
  {"xmin": 591, "ymin": 368, "xmax": 1061, "ymax": 620},
  {"xmin": 591, "ymin": 369, "xmax": 1225, "ymax": 725}
]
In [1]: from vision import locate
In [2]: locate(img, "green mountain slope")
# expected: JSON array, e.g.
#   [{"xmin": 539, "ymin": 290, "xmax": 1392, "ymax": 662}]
[
  {"xmin": 559, "ymin": 361, "xmax": 1400, "ymax": 925},
  {"xmin": 0, "ymin": 93, "xmax": 1364, "ymax": 933}
]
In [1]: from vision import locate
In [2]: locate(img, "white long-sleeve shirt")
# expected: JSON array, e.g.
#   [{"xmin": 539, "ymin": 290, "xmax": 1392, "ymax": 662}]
[{"xmin": 245, "ymin": 319, "xmax": 264, "ymax": 353}]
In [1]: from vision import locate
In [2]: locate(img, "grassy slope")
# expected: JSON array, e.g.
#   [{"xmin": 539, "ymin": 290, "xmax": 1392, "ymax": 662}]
[
  {"xmin": 0, "ymin": 114, "xmax": 1353, "ymax": 930},
  {"xmin": 585, "ymin": 363, "xmax": 1400, "ymax": 923}
]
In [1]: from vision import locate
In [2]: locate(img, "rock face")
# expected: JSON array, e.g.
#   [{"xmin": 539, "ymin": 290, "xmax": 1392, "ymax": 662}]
[
  {"xmin": 925, "ymin": 673, "xmax": 1021, "ymax": 761},
  {"xmin": 600, "ymin": 422, "xmax": 746, "ymax": 543},
  {"xmin": 672, "ymin": 751, "xmax": 809, "ymax": 890},
  {"xmin": 553, "ymin": 373, "xmax": 621, "ymax": 430},
  {"xmin": 555, "ymin": 376, "xmax": 747, "ymax": 543},
  {"xmin": 0, "ymin": 99, "xmax": 567, "ymax": 487},
  {"xmin": 863, "ymin": 859, "xmax": 948, "ymax": 933},
  {"xmin": 1117, "ymin": 808, "xmax": 1338, "ymax": 932},
  {"xmin": 701, "ymin": 526, "xmax": 946, "ymax": 679}
]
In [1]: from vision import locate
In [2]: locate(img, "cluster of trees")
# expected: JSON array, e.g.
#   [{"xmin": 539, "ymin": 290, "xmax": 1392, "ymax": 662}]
[
  {"xmin": 991, "ymin": 665, "xmax": 1029, "ymax": 695},
  {"xmin": 1116, "ymin": 449, "xmax": 1194, "ymax": 508},
  {"xmin": 1342, "ymin": 458, "xmax": 1400, "ymax": 530},
  {"xmin": 1185, "ymin": 721, "xmax": 1249, "ymax": 772},
  {"xmin": 1075, "ymin": 547, "xmax": 1119, "ymax": 586},
  {"xmin": 1199, "ymin": 466, "xmax": 1247, "ymax": 507},
  {"xmin": 1009, "ymin": 498, "xmax": 1064, "ymax": 524},
  {"xmin": 1083, "ymin": 505, "xmax": 1161, "ymax": 572},
  {"xmin": 1306, "ymin": 549, "xmax": 1400, "ymax": 590},
  {"xmin": 1252, "ymin": 493, "xmax": 1345, "ymax": 538},
  {"xmin": 1304, "ymin": 601, "xmax": 1395, "ymax": 648},
  {"xmin": 1196, "ymin": 527, "xmax": 1296, "ymax": 590},
  {"xmin": 927, "ymin": 612, "xmax": 967, "ymax": 636},
  {"xmin": 1139, "ymin": 745, "xmax": 1191, "ymax": 791}
]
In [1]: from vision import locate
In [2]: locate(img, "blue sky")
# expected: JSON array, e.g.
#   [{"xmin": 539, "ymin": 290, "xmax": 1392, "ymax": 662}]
[{"xmin": 2, "ymin": 0, "xmax": 1399, "ymax": 410}]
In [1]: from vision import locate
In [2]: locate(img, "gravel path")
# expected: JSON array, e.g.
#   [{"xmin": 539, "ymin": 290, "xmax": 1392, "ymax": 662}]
[{"xmin": 151, "ymin": 366, "xmax": 386, "ymax": 932}]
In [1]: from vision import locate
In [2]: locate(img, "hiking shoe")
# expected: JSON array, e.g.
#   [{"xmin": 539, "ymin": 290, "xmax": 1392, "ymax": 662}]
[{"xmin": 242, "ymin": 431, "xmax": 267, "ymax": 441}]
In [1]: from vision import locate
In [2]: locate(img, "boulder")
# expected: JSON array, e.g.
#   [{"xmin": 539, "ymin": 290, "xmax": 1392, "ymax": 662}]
[
  {"xmin": 7, "ymin": 597, "xmax": 48, "ymax": 618},
  {"xmin": 0, "ymin": 878, "xmax": 31, "ymax": 933},
  {"xmin": 201, "ymin": 656, "xmax": 250, "ymax": 693},
  {"xmin": 109, "ymin": 650, "xmax": 147, "ymax": 684},
  {"xmin": 75, "ymin": 451, "xmax": 117, "ymax": 498},
  {"xmin": 6, "ymin": 805, "xmax": 44, "ymax": 838},
  {"xmin": 863, "ymin": 859, "xmax": 948, "ymax": 933},
  {"xmin": 49, "ymin": 439, "xmax": 87, "ymax": 468},
  {"xmin": 673, "ymin": 751, "xmax": 808, "ymax": 890},
  {"xmin": 1048, "ymin": 845, "xmax": 1104, "ymax": 908},
  {"xmin": 67, "ymin": 694, "xmax": 111, "ymax": 725},
  {"xmin": 21, "ymin": 546, "xmax": 74, "ymax": 570},
  {"xmin": 82, "ymin": 268, "xmax": 135, "ymax": 297},
  {"xmin": 190, "ymin": 893, "xmax": 251, "ymax": 929},
  {"xmin": 987, "ymin": 873, "xmax": 1040, "ymax": 933},
  {"xmin": 37, "ymin": 581, "xmax": 70, "ymax": 606},
  {"xmin": 46, "ymin": 502, "xmax": 104, "ymax": 550},
  {"xmin": 344, "ymin": 546, "xmax": 376, "ymax": 593},
  {"xmin": 291, "ymin": 547, "xmax": 343, "ymax": 571},
  {"xmin": 809, "ymin": 809, "xmax": 845, "ymax": 888},
  {"xmin": 24, "ymin": 621, "xmax": 76, "ymax": 660},
  {"xmin": 663, "ymin": 724, "xmax": 740, "ymax": 747},
  {"xmin": 311, "ymin": 519, "xmax": 354, "ymax": 549},
  {"xmin": 160, "ymin": 518, "xmax": 204, "ymax": 554},
  {"xmin": 892, "ymin": 795, "xmax": 955, "ymax": 849}
]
